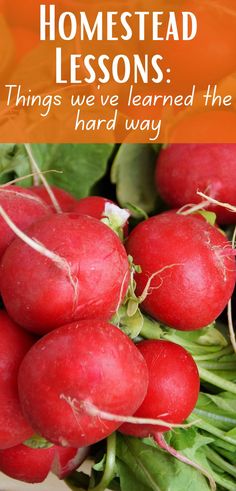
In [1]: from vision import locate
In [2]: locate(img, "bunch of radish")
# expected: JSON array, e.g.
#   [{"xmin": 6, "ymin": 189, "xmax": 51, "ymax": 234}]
[{"xmin": 0, "ymin": 147, "xmax": 235, "ymax": 491}]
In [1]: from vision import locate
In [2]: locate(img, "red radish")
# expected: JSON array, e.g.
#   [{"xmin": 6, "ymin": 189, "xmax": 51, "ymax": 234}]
[
  {"xmin": 0, "ymin": 311, "xmax": 34, "ymax": 449},
  {"xmin": 0, "ymin": 213, "xmax": 130, "ymax": 334},
  {"xmin": 0, "ymin": 185, "xmax": 51, "ymax": 259},
  {"xmin": 156, "ymin": 144, "xmax": 236, "ymax": 224},
  {"xmin": 31, "ymin": 185, "xmax": 78, "ymax": 212},
  {"xmin": 126, "ymin": 212, "xmax": 236, "ymax": 330},
  {"xmin": 53, "ymin": 445, "xmax": 88, "ymax": 479},
  {"xmin": 120, "ymin": 340, "xmax": 200, "ymax": 436},
  {"xmin": 72, "ymin": 196, "xmax": 114, "ymax": 219},
  {"xmin": 119, "ymin": 340, "xmax": 215, "ymax": 490},
  {"xmin": 0, "ymin": 443, "xmax": 87, "ymax": 483},
  {"xmin": 0, "ymin": 444, "xmax": 55, "ymax": 483},
  {"xmin": 18, "ymin": 320, "xmax": 148, "ymax": 448},
  {"xmin": 72, "ymin": 196, "xmax": 129, "ymax": 236}
]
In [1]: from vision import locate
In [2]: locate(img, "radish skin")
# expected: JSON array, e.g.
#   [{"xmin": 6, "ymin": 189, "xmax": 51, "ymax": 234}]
[
  {"xmin": 126, "ymin": 212, "xmax": 236, "ymax": 330},
  {"xmin": 156, "ymin": 144, "xmax": 236, "ymax": 224},
  {"xmin": 0, "ymin": 311, "xmax": 34, "ymax": 449},
  {"xmin": 0, "ymin": 185, "xmax": 51, "ymax": 260},
  {"xmin": 0, "ymin": 213, "xmax": 130, "ymax": 333},
  {"xmin": 0, "ymin": 443, "xmax": 87, "ymax": 483},
  {"xmin": 18, "ymin": 320, "xmax": 149, "ymax": 447}
]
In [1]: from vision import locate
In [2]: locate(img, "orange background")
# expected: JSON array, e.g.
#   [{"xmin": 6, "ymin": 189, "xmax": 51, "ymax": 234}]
[{"xmin": 0, "ymin": 0, "xmax": 235, "ymax": 143}]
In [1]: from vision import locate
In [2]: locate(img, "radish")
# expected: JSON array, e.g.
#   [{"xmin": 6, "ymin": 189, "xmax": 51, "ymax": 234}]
[
  {"xmin": 0, "ymin": 311, "xmax": 34, "ymax": 449},
  {"xmin": 71, "ymin": 196, "xmax": 115, "ymax": 219},
  {"xmin": 0, "ymin": 443, "xmax": 87, "ymax": 483},
  {"xmin": 155, "ymin": 144, "xmax": 236, "ymax": 224},
  {"xmin": 120, "ymin": 340, "xmax": 200, "ymax": 436},
  {"xmin": 0, "ymin": 212, "xmax": 130, "ymax": 334},
  {"xmin": 119, "ymin": 339, "xmax": 215, "ymax": 490},
  {"xmin": 0, "ymin": 444, "xmax": 55, "ymax": 483},
  {"xmin": 0, "ymin": 185, "xmax": 52, "ymax": 259},
  {"xmin": 126, "ymin": 212, "xmax": 236, "ymax": 330},
  {"xmin": 17, "ymin": 320, "xmax": 149, "ymax": 448},
  {"xmin": 72, "ymin": 196, "xmax": 129, "ymax": 237},
  {"xmin": 31, "ymin": 185, "xmax": 78, "ymax": 212}
]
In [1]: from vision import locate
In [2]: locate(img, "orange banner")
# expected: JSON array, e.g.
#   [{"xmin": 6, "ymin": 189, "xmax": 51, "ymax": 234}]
[{"xmin": 0, "ymin": 0, "xmax": 235, "ymax": 142}]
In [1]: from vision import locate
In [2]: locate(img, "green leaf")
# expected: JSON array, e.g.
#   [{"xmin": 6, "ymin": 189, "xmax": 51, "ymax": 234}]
[
  {"xmin": 125, "ymin": 202, "xmax": 148, "ymax": 220},
  {"xmin": 169, "ymin": 428, "xmax": 213, "ymax": 452},
  {"xmin": 42, "ymin": 144, "xmax": 114, "ymax": 199},
  {"xmin": 207, "ymin": 393, "xmax": 236, "ymax": 414},
  {"xmin": 65, "ymin": 471, "xmax": 90, "ymax": 491},
  {"xmin": 116, "ymin": 435, "xmax": 211, "ymax": 491},
  {"xmin": 0, "ymin": 144, "xmax": 114, "ymax": 199},
  {"xmin": 111, "ymin": 144, "xmax": 158, "ymax": 216},
  {"xmin": 196, "ymin": 211, "xmax": 217, "ymax": 227},
  {"xmin": 195, "ymin": 393, "xmax": 236, "ymax": 431},
  {"xmin": 117, "ymin": 459, "xmax": 153, "ymax": 491},
  {"xmin": 0, "ymin": 144, "xmax": 30, "ymax": 185}
]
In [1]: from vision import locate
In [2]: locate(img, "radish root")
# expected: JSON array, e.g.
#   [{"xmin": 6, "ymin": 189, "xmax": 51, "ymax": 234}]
[
  {"xmin": 197, "ymin": 191, "xmax": 236, "ymax": 214},
  {"xmin": 1, "ymin": 170, "xmax": 62, "ymax": 188},
  {"xmin": 0, "ymin": 187, "xmax": 49, "ymax": 208},
  {"xmin": 115, "ymin": 269, "xmax": 130, "ymax": 317},
  {"xmin": 154, "ymin": 432, "xmax": 216, "ymax": 491},
  {"xmin": 0, "ymin": 205, "xmax": 78, "ymax": 305},
  {"xmin": 24, "ymin": 144, "xmax": 62, "ymax": 214},
  {"xmin": 60, "ymin": 395, "xmax": 195, "ymax": 430},
  {"xmin": 177, "ymin": 200, "xmax": 210, "ymax": 216},
  {"xmin": 139, "ymin": 263, "xmax": 183, "ymax": 304}
]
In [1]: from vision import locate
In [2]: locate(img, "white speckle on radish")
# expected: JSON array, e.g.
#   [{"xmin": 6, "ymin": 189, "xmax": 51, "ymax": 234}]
[{"xmin": 104, "ymin": 202, "xmax": 130, "ymax": 228}]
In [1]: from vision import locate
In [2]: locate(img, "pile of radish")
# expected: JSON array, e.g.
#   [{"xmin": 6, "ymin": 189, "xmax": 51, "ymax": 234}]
[{"xmin": 0, "ymin": 143, "xmax": 235, "ymax": 491}]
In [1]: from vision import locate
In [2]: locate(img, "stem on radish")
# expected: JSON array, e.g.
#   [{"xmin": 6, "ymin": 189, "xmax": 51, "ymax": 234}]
[
  {"xmin": 194, "ymin": 346, "xmax": 233, "ymax": 361},
  {"xmin": 89, "ymin": 433, "xmax": 116, "ymax": 491},
  {"xmin": 154, "ymin": 432, "xmax": 216, "ymax": 491},
  {"xmin": 198, "ymin": 361, "xmax": 236, "ymax": 370},
  {"xmin": 198, "ymin": 367, "xmax": 236, "ymax": 395},
  {"xmin": 140, "ymin": 317, "xmax": 162, "ymax": 340},
  {"xmin": 204, "ymin": 447, "xmax": 236, "ymax": 479},
  {"xmin": 101, "ymin": 202, "xmax": 130, "ymax": 240},
  {"xmin": 193, "ymin": 408, "xmax": 236, "ymax": 427},
  {"xmin": 24, "ymin": 144, "xmax": 62, "ymax": 214},
  {"xmin": 188, "ymin": 414, "xmax": 236, "ymax": 446}
]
